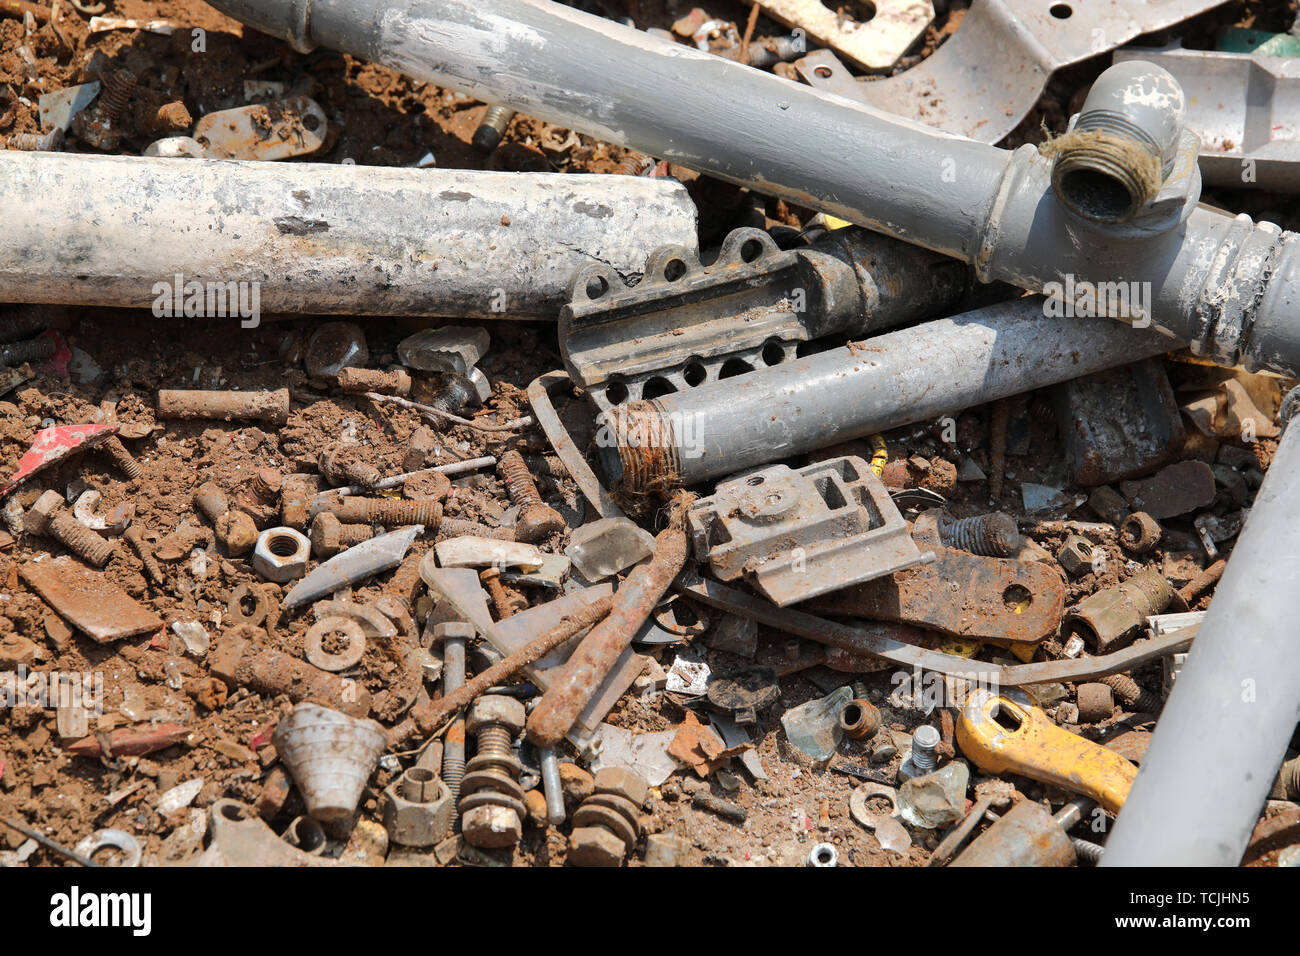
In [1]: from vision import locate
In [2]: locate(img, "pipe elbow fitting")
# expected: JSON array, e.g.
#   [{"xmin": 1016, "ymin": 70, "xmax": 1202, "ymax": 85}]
[{"xmin": 1049, "ymin": 60, "xmax": 1187, "ymax": 224}]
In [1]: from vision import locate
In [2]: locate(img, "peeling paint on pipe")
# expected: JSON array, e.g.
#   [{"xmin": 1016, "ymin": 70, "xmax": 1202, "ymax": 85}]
[
  {"xmin": 205, "ymin": 0, "xmax": 1300, "ymax": 374},
  {"xmin": 0, "ymin": 151, "xmax": 698, "ymax": 319}
]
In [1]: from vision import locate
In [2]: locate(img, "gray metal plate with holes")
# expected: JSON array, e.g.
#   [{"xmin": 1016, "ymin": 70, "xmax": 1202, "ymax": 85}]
[
  {"xmin": 836, "ymin": 0, "xmax": 1228, "ymax": 143},
  {"xmin": 687, "ymin": 456, "xmax": 924, "ymax": 607},
  {"xmin": 1114, "ymin": 44, "xmax": 1300, "ymax": 191},
  {"xmin": 560, "ymin": 228, "xmax": 810, "ymax": 414}
]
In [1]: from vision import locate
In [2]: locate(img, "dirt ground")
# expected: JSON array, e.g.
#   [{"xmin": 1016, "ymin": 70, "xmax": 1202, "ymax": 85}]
[{"xmin": 1, "ymin": 0, "xmax": 1298, "ymax": 868}]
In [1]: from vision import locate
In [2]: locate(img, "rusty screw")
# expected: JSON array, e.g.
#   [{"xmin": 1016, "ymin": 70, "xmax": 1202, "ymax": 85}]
[
  {"xmin": 320, "ymin": 496, "xmax": 442, "ymax": 528},
  {"xmin": 309, "ymin": 512, "xmax": 375, "ymax": 558},
  {"xmin": 1099, "ymin": 673, "xmax": 1162, "ymax": 713},
  {"xmin": 459, "ymin": 694, "xmax": 528, "ymax": 848},
  {"xmin": 235, "ymin": 468, "xmax": 283, "ymax": 528},
  {"xmin": 0, "ymin": 334, "xmax": 54, "ymax": 366},
  {"xmin": 124, "ymin": 526, "xmax": 163, "ymax": 583},
  {"xmin": 27, "ymin": 490, "xmax": 115, "ymax": 567},
  {"xmin": 472, "ymin": 104, "xmax": 515, "ymax": 153},
  {"xmin": 100, "ymin": 435, "xmax": 141, "ymax": 480},
  {"xmin": 479, "ymin": 567, "xmax": 526, "ymax": 619},
  {"xmin": 938, "ymin": 512, "xmax": 1020, "ymax": 557},
  {"xmin": 72, "ymin": 69, "xmax": 137, "ymax": 150},
  {"xmin": 319, "ymin": 444, "xmax": 380, "ymax": 489},
  {"xmin": 498, "ymin": 449, "xmax": 564, "ymax": 542}
]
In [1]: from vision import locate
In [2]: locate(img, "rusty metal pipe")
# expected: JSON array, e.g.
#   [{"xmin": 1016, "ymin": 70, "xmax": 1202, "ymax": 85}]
[{"xmin": 526, "ymin": 525, "xmax": 687, "ymax": 748}]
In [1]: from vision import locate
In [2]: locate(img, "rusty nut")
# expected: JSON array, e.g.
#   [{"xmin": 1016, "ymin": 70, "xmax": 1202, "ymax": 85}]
[
  {"xmin": 1119, "ymin": 511, "xmax": 1162, "ymax": 554},
  {"xmin": 381, "ymin": 768, "xmax": 455, "ymax": 847},
  {"xmin": 466, "ymin": 694, "xmax": 526, "ymax": 737},
  {"xmin": 1057, "ymin": 534, "xmax": 1099, "ymax": 577},
  {"xmin": 567, "ymin": 824, "xmax": 627, "ymax": 867},
  {"xmin": 592, "ymin": 766, "xmax": 649, "ymax": 808},
  {"xmin": 252, "ymin": 527, "xmax": 311, "ymax": 583}
]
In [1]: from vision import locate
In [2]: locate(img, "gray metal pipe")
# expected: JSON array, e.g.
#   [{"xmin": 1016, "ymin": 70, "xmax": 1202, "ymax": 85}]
[
  {"xmin": 0, "ymin": 151, "xmax": 697, "ymax": 319},
  {"xmin": 1102, "ymin": 422, "xmax": 1300, "ymax": 866},
  {"xmin": 598, "ymin": 297, "xmax": 1181, "ymax": 492},
  {"xmin": 205, "ymin": 0, "xmax": 1300, "ymax": 375}
]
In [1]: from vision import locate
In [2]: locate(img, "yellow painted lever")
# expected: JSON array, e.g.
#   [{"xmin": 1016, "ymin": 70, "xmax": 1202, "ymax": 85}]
[{"xmin": 956, "ymin": 693, "xmax": 1137, "ymax": 814}]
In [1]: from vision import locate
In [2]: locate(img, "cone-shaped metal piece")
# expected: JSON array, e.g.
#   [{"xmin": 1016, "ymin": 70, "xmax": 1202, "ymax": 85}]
[{"xmin": 272, "ymin": 702, "xmax": 387, "ymax": 822}]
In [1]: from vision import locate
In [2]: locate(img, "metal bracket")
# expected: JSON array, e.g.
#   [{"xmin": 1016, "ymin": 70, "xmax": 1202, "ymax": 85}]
[
  {"xmin": 823, "ymin": 0, "xmax": 1228, "ymax": 143},
  {"xmin": 749, "ymin": 0, "xmax": 934, "ymax": 72},
  {"xmin": 687, "ymin": 455, "xmax": 925, "ymax": 606}
]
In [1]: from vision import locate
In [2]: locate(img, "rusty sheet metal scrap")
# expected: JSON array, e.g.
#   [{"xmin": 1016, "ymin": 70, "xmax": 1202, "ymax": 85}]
[
  {"xmin": 677, "ymin": 574, "xmax": 1196, "ymax": 687},
  {"xmin": 191, "ymin": 96, "xmax": 328, "ymax": 161},
  {"xmin": 526, "ymin": 522, "xmax": 689, "ymax": 749},
  {"xmin": 811, "ymin": 547, "xmax": 1065, "ymax": 644}
]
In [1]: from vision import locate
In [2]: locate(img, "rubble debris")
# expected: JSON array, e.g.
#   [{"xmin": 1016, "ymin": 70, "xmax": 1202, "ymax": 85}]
[{"xmin": 1119, "ymin": 461, "xmax": 1217, "ymax": 519}]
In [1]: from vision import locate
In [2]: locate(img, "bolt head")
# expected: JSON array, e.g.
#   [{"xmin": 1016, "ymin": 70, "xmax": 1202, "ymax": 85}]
[
  {"xmin": 462, "ymin": 804, "xmax": 522, "ymax": 848},
  {"xmin": 466, "ymin": 694, "xmax": 526, "ymax": 736},
  {"xmin": 593, "ymin": 766, "xmax": 649, "ymax": 807},
  {"xmin": 27, "ymin": 490, "xmax": 65, "ymax": 532},
  {"xmin": 309, "ymin": 512, "xmax": 343, "ymax": 557},
  {"xmin": 514, "ymin": 503, "xmax": 565, "ymax": 543},
  {"xmin": 431, "ymin": 621, "xmax": 475, "ymax": 644}
]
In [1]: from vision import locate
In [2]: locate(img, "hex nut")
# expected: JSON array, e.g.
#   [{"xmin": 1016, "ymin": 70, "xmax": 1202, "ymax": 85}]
[
  {"xmin": 1057, "ymin": 534, "xmax": 1098, "ymax": 577},
  {"xmin": 567, "ymin": 824, "xmax": 627, "ymax": 867},
  {"xmin": 462, "ymin": 804, "xmax": 523, "ymax": 848},
  {"xmin": 593, "ymin": 766, "xmax": 649, "ymax": 808},
  {"xmin": 216, "ymin": 509, "xmax": 258, "ymax": 556},
  {"xmin": 466, "ymin": 694, "xmax": 526, "ymax": 736},
  {"xmin": 381, "ymin": 769, "xmax": 455, "ymax": 847},
  {"xmin": 252, "ymin": 527, "xmax": 311, "ymax": 583},
  {"xmin": 309, "ymin": 511, "xmax": 345, "ymax": 558}
]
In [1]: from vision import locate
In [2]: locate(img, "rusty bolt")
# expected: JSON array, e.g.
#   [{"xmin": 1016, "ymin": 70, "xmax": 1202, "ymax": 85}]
[
  {"xmin": 280, "ymin": 473, "xmax": 319, "ymax": 530},
  {"xmin": 123, "ymin": 526, "xmax": 163, "ymax": 583},
  {"xmin": 27, "ymin": 490, "xmax": 115, "ymax": 566},
  {"xmin": 567, "ymin": 766, "xmax": 647, "ymax": 866},
  {"xmin": 234, "ymin": 468, "xmax": 283, "ymax": 529},
  {"xmin": 0, "ymin": 334, "xmax": 54, "ymax": 366},
  {"xmin": 1100, "ymin": 673, "xmax": 1163, "ymax": 713},
  {"xmin": 479, "ymin": 566, "xmax": 526, "ymax": 619},
  {"xmin": 193, "ymin": 481, "xmax": 229, "ymax": 523},
  {"xmin": 319, "ymin": 444, "xmax": 381, "ymax": 489},
  {"xmin": 100, "ymin": 435, "xmax": 141, "ymax": 480},
  {"xmin": 459, "ymin": 694, "xmax": 527, "ymax": 848},
  {"xmin": 309, "ymin": 511, "xmax": 374, "ymax": 558},
  {"xmin": 1118, "ymin": 511, "xmax": 1162, "ymax": 553},
  {"xmin": 938, "ymin": 512, "xmax": 1020, "ymax": 557},
  {"xmin": 320, "ymin": 496, "xmax": 441, "ymax": 528},
  {"xmin": 498, "ymin": 449, "xmax": 564, "ymax": 542},
  {"xmin": 71, "ymin": 69, "xmax": 137, "ymax": 150},
  {"xmin": 147, "ymin": 100, "xmax": 192, "ymax": 137}
]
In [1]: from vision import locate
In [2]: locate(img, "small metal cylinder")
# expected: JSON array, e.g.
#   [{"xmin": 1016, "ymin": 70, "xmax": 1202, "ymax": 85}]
[
  {"xmin": 158, "ymin": 388, "xmax": 290, "ymax": 425},
  {"xmin": 538, "ymin": 747, "xmax": 566, "ymax": 825}
]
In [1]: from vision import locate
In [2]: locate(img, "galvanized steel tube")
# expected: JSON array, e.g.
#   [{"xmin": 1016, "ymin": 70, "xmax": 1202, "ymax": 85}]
[
  {"xmin": 599, "ymin": 298, "xmax": 1181, "ymax": 492},
  {"xmin": 0, "ymin": 151, "xmax": 698, "ymax": 319},
  {"xmin": 1103, "ymin": 423, "xmax": 1300, "ymax": 866}
]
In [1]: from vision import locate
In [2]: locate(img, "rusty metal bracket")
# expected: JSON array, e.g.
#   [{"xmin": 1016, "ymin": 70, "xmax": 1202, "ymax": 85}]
[
  {"xmin": 687, "ymin": 456, "xmax": 925, "ymax": 606},
  {"xmin": 811, "ymin": 546, "xmax": 1065, "ymax": 644},
  {"xmin": 825, "ymin": 0, "xmax": 1227, "ymax": 142}
]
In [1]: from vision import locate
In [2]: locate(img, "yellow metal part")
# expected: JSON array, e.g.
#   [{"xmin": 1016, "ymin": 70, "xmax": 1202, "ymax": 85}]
[
  {"xmin": 868, "ymin": 434, "xmax": 887, "ymax": 477},
  {"xmin": 956, "ymin": 693, "xmax": 1136, "ymax": 813}
]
